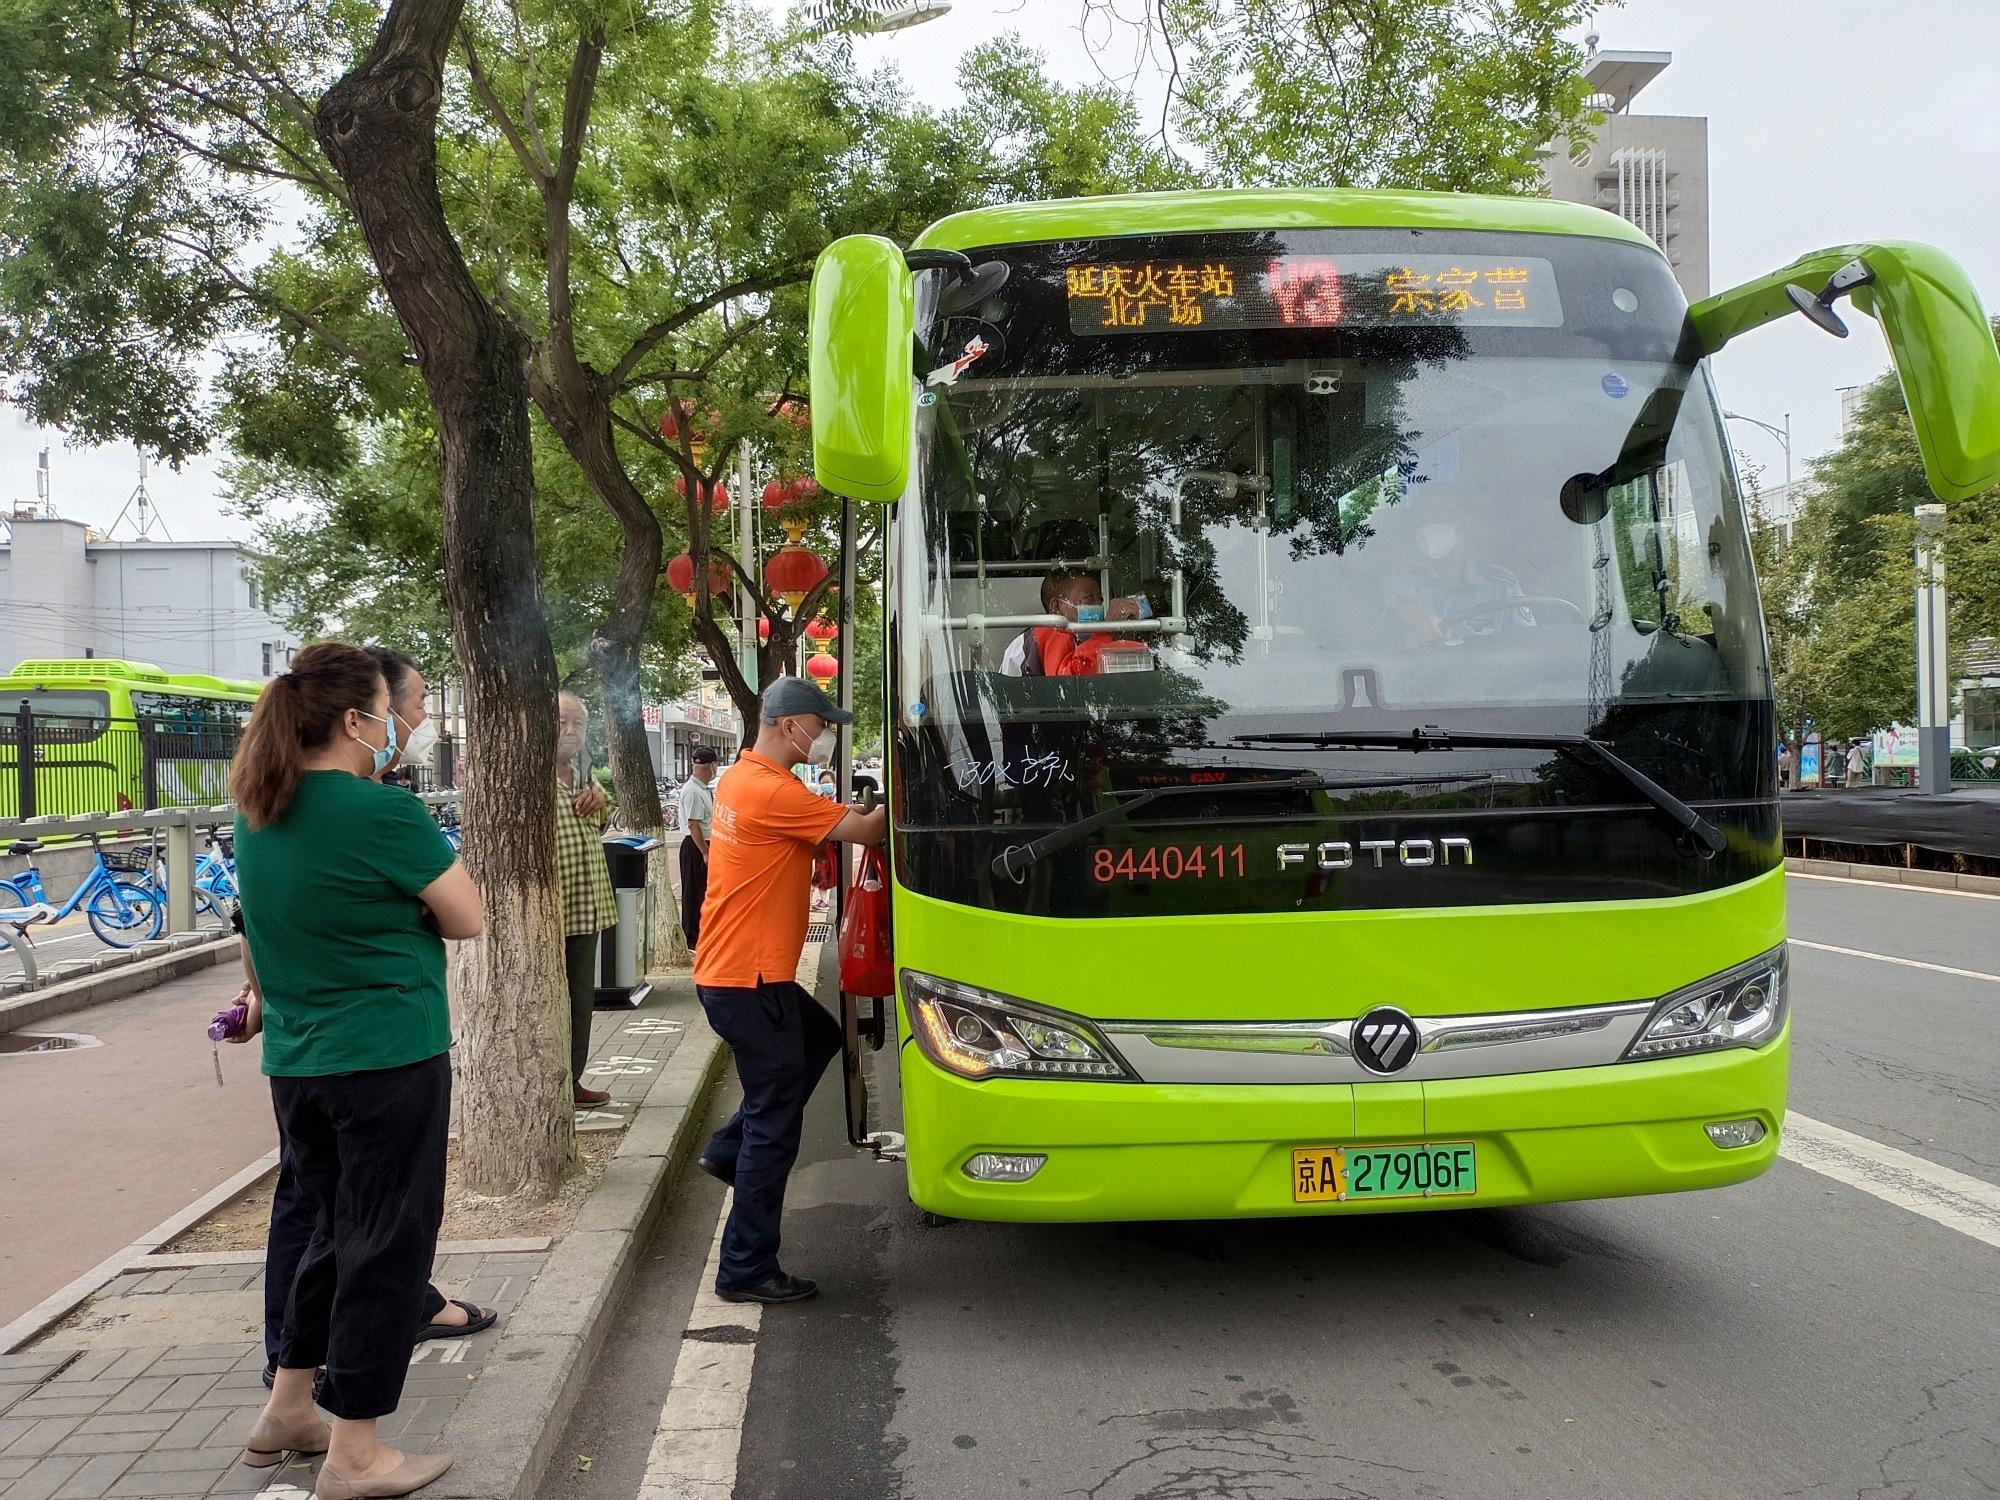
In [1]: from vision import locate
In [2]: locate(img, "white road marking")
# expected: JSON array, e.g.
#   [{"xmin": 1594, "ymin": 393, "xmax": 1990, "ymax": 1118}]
[
  {"xmin": 1791, "ymin": 939, "xmax": 2000, "ymax": 986},
  {"xmin": 638, "ymin": 1190, "xmax": 759, "ymax": 1500},
  {"xmin": 1789, "ymin": 870, "xmax": 2000, "ymax": 902},
  {"xmin": 1781, "ymin": 1113, "xmax": 2000, "ymax": 1252}
]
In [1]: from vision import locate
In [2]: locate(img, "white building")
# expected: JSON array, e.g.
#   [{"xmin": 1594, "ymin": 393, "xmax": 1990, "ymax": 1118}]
[
  {"xmin": 0, "ymin": 515, "xmax": 294, "ymax": 680},
  {"xmin": 1542, "ymin": 45, "xmax": 1711, "ymax": 300}
]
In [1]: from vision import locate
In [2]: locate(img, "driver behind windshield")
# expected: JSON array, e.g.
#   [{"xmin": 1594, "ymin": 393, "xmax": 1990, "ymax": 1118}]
[
  {"xmin": 1036, "ymin": 570, "xmax": 1143, "ymax": 677},
  {"xmin": 1384, "ymin": 513, "xmax": 1536, "ymax": 647}
]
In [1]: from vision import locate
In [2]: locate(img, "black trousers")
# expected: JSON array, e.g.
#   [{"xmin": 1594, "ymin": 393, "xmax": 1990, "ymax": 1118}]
[
  {"xmin": 679, "ymin": 837, "xmax": 708, "ymax": 950},
  {"xmin": 264, "ymin": 1155, "xmax": 444, "ymax": 1369},
  {"xmin": 696, "ymin": 981, "xmax": 843, "ymax": 1290},
  {"xmin": 564, "ymin": 933, "xmax": 599, "ymax": 1087},
  {"xmin": 270, "ymin": 1054, "xmax": 450, "ymax": 1420}
]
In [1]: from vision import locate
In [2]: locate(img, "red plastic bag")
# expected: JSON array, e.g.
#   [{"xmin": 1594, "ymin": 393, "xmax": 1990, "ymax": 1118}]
[
  {"xmin": 839, "ymin": 847, "xmax": 894, "ymax": 996},
  {"xmin": 811, "ymin": 841, "xmax": 840, "ymax": 892}
]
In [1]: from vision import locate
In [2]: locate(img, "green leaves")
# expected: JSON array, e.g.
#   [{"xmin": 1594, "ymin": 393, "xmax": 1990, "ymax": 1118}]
[
  {"xmin": 1756, "ymin": 325, "xmax": 2000, "ymax": 744},
  {"xmin": 1156, "ymin": 0, "xmax": 1599, "ymax": 191}
]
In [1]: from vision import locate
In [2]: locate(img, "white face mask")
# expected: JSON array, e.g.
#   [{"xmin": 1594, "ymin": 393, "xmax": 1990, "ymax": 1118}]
[
  {"xmin": 1419, "ymin": 524, "xmax": 1460, "ymax": 561},
  {"xmin": 397, "ymin": 712, "xmax": 439, "ymax": 768},
  {"xmin": 789, "ymin": 720, "xmax": 838, "ymax": 768}
]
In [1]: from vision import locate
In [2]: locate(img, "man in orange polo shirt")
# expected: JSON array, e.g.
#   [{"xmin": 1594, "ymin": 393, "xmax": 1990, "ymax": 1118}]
[{"xmin": 694, "ymin": 677, "xmax": 886, "ymax": 1304}]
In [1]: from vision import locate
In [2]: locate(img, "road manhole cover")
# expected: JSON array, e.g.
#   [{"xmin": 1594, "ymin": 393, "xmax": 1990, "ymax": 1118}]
[{"xmin": 0, "ymin": 1031, "xmax": 102, "ymax": 1055}]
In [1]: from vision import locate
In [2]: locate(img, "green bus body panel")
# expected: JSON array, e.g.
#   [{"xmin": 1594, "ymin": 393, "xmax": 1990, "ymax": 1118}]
[
  {"xmin": 911, "ymin": 187, "xmax": 1662, "ymax": 255},
  {"xmin": 808, "ymin": 234, "xmax": 915, "ymax": 504},
  {"xmin": 891, "ymin": 866, "xmax": 1784, "ymax": 1023},
  {"xmin": 899, "ymin": 1022, "xmax": 1788, "ymax": 1222},
  {"xmin": 1691, "ymin": 242, "xmax": 2000, "ymax": 502}
]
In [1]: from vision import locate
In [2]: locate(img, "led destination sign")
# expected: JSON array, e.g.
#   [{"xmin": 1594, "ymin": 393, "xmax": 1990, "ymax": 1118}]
[{"xmin": 1065, "ymin": 254, "xmax": 1563, "ymax": 335}]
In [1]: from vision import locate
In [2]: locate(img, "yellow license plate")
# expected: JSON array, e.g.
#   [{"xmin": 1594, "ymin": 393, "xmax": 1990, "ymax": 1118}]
[{"xmin": 1291, "ymin": 1143, "xmax": 1478, "ymax": 1203}]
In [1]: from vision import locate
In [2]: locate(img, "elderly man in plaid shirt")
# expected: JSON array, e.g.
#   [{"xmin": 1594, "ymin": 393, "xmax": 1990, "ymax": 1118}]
[{"xmin": 556, "ymin": 691, "xmax": 616, "ymax": 1107}]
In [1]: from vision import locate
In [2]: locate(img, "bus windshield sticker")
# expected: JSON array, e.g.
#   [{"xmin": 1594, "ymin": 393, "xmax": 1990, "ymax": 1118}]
[
  {"xmin": 926, "ymin": 335, "xmax": 991, "ymax": 387},
  {"xmin": 1065, "ymin": 254, "xmax": 1563, "ymax": 335}
]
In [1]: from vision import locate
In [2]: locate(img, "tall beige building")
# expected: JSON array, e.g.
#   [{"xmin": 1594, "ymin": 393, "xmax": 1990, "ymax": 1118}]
[{"xmin": 1543, "ymin": 44, "xmax": 1711, "ymax": 300}]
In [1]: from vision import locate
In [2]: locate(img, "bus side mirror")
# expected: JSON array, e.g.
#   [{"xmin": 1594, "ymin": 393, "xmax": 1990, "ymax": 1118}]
[
  {"xmin": 810, "ymin": 235, "xmax": 916, "ymax": 505},
  {"xmin": 1690, "ymin": 242, "xmax": 2000, "ymax": 502}
]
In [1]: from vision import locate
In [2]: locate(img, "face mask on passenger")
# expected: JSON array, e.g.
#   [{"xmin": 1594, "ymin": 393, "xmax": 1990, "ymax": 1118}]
[
  {"xmin": 351, "ymin": 709, "xmax": 399, "ymax": 777},
  {"xmin": 397, "ymin": 713, "xmax": 439, "ymax": 767}
]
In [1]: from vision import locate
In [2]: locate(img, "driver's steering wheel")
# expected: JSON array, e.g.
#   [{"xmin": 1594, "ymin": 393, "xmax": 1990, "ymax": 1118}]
[{"xmin": 1436, "ymin": 595, "xmax": 1588, "ymax": 634}]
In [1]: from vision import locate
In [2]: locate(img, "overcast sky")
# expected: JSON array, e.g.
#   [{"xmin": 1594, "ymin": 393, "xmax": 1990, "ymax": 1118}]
[{"xmin": 4, "ymin": 0, "xmax": 1995, "ymax": 537}]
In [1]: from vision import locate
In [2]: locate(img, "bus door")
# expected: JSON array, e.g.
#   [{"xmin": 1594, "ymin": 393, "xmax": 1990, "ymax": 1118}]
[{"xmin": 833, "ymin": 496, "xmax": 889, "ymax": 1148}]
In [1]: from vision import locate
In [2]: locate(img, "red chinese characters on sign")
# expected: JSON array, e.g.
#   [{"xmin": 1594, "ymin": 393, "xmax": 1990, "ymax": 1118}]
[{"xmin": 1267, "ymin": 257, "xmax": 1343, "ymax": 328}]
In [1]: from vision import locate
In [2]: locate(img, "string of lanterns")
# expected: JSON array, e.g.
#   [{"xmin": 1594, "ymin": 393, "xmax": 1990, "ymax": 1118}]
[{"xmin": 657, "ymin": 401, "xmax": 838, "ymax": 683}]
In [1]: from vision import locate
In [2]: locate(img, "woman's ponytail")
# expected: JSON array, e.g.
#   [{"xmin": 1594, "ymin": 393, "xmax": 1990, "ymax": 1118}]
[{"xmin": 231, "ymin": 643, "xmax": 384, "ymax": 829}]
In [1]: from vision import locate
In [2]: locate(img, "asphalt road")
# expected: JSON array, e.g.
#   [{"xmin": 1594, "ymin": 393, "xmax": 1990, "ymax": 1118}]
[{"xmin": 548, "ymin": 873, "xmax": 2000, "ymax": 1500}]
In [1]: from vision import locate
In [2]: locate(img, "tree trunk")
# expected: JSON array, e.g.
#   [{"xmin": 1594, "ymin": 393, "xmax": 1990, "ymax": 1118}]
[{"xmin": 317, "ymin": 0, "xmax": 574, "ymax": 1198}]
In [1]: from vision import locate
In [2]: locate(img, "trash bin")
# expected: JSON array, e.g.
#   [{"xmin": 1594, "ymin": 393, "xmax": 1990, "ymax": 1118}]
[{"xmin": 595, "ymin": 834, "xmax": 661, "ymax": 1008}]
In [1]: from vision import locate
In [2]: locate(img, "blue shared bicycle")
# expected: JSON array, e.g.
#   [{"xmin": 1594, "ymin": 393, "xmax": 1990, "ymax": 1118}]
[{"xmin": 0, "ymin": 833, "xmax": 165, "ymax": 948}]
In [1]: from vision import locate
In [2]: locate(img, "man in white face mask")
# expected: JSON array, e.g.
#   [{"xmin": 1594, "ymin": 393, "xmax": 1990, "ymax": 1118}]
[
  {"xmin": 1386, "ymin": 513, "xmax": 1536, "ymax": 647},
  {"xmin": 691, "ymin": 676, "xmax": 887, "ymax": 1305}
]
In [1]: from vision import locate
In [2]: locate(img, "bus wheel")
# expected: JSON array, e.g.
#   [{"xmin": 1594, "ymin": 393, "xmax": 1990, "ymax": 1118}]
[{"xmin": 87, "ymin": 881, "xmax": 164, "ymax": 948}]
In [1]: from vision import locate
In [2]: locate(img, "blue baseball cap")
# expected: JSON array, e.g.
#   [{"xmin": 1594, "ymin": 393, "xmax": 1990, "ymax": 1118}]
[{"xmin": 759, "ymin": 676, "xmax": 853, "ymax": 725}]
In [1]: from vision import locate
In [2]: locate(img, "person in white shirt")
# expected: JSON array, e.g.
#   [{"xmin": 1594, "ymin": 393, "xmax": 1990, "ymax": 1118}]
[{"xmin": 675, "ymin": 747, "xmax": 718, "ymax": 949}]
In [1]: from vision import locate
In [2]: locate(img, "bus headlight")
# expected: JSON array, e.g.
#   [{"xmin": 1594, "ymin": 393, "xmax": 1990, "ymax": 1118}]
[
  {"xmin": 904, "ymin": 971, "xmax": 1132, "ymax": 1082},
  {"xmin": 1623, "ymin": 946, "xmax": 1788, "ymax": 1061}
]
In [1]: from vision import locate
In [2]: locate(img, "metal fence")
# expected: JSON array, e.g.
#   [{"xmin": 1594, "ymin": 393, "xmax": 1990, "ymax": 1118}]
[{"xmin": 0, "ymin": 707, "xmax": 246, "ymax": 820}]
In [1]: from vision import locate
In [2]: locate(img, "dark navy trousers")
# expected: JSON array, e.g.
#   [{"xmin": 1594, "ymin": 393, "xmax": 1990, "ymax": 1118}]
[{"xmin": 696, "ymin": 981, "xmax": 843, "ymax": 1290}]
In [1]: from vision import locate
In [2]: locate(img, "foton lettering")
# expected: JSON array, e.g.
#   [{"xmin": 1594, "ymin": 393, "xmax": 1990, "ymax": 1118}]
[{"xmin": 1276, "ymin": 837, "xmax": 1473, "ymax": 871}]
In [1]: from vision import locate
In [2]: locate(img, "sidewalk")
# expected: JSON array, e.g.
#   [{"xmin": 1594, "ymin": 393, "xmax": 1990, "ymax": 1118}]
[{"xmin": 0, "ymin": 979, "xmax": 707, "ymax": 1500}]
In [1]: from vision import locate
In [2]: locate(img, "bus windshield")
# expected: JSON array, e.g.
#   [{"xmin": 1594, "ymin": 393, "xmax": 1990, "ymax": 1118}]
[{"xmin": 894, "ymin": 230, "xmax": 1774, "ymax": 911}]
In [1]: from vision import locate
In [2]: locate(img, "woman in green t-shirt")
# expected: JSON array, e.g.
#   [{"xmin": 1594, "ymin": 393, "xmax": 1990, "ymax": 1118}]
[{"xmin": 231, "ymin": 642, "xmax": 483, "ymax": 1500}]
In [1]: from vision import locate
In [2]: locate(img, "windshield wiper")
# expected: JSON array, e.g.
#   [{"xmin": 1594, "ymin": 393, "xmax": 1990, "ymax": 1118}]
[
  {"xmin": 1229, "ymin": 725, "xmax": 1729, "ymax": 854},
  {"xmin": 992, "ymin": 775, "xmax": 1330, "ymax": 882}
]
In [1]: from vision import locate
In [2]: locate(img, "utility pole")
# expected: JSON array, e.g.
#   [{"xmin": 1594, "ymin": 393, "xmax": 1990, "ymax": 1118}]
[{"xmin": 1914, "ymin": 503, "xmax": 1950, "ymax": 796}]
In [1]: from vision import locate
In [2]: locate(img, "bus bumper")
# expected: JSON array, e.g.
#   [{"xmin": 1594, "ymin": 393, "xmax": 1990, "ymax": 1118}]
[{"xmin": 898, "ymin": 1022, "xmax": 1790, "ymax": 1222}]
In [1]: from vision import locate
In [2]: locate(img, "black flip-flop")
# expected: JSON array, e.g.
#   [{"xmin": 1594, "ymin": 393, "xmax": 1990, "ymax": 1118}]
[{"xmin": 415, "ymin": 1299, "xmax": 498, "ymax": 1342}]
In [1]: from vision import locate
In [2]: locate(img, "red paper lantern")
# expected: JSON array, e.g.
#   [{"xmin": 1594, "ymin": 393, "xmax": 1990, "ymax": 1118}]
[
  {"xmin": 664, "ymin": 551, "xmax": 730, "ymax": 602},
  {"xmin": 804, "ymin": 616, "xmax": 839, "ymax": 648},
  {"xmin": 674, "ymin": 475, "xmax": 731, "ymax": 513},
  {"xmin": 764, "ymin": 544, "xmax": 829, "ymax": 612},
  {"xmin": 788, "ymin": 476, "xmax": 821, "ymax": 502},
  {"xmin": 805, "ymin": 651, "xmax": 839, "ymax": 684},
  {"xmin": 757, "ymin": 616, "xmax": 772, "ymax": 644},
  {"xmin": 761, "ymin": 479, "xmax": 790, "ymax": 509}
]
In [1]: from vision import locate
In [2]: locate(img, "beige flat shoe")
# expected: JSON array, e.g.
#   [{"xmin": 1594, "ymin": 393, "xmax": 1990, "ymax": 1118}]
[
  {"xmin": 313, "ymin": 1452, "xmax": 455, "ymax": 1500},
  {"xmin": 242, "ymin": 1412, "xmax": 332, "ymax": 1467}
]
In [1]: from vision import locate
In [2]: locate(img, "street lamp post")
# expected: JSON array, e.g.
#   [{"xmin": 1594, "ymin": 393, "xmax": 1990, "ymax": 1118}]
[
  {"xmin": 1914, "ymin": 503, "xmax": 1950, "ymax": 796},
  {"xmin": 1724, "ymin": 410, "xmax": 1792, "ymax": 510}
]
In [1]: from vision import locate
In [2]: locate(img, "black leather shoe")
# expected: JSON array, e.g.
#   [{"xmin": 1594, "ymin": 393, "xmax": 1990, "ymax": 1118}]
[
  {"xmin": 715, "ymin": 1272, "xmax": 818, "ymax": 1304},
  {"xmin": 695, "ymin": 1154, "xmax": 735, "ymax": 1186}
]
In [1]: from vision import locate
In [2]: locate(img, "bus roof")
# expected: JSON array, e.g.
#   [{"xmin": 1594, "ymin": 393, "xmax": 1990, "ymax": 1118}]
[
  {"xmin": 0, "ymin": 659, "xmax": 260, "ymax": 701},
  {"xmin": 912, "ymin": 187, "xmax": 1664, "ymax": 258}
]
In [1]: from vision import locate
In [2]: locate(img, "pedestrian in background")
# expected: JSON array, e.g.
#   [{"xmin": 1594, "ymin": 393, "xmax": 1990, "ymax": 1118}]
[
  {"xmin": 676, "ymin": 746, "xmax": 718, "ymax": 951},
  {"xmin": 557, "ymin": 691, "xmax": 615, "ymax": 1108},
  {"xmin": 1847, "ymin": 739, "xmax": 1869, "ymax": 787},
  {"xmin": 693, "ymin": 677, "xmax": 886, "ymax": 1305},
  {"xmin": 232, "ymin": 641, "xmax": 483, "ymax": 1499}
]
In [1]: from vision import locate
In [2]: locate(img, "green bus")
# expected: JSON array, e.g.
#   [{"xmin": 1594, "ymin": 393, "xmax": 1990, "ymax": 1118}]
[
  {"xmin": 0, "ymin": 659, "xmax": 262, "ymax": 819},
  {"xmin": 807, "ymin": 189, "xmax": 2000, "ymax": 1221}
]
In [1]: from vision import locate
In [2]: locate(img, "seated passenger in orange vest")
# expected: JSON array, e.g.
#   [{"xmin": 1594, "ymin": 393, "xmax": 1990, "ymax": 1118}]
[{"xmin": 1008, "ymin": 568, "xmax": 1152, "ymax": 680}]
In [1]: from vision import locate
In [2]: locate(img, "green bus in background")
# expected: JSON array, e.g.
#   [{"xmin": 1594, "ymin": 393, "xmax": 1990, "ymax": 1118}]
[
  {"xmin": 0, "ymin": 659, "xmax": 262, "ymax": 819},
  {"xmin": 806, "ymin": 189, "xmax": 2000, "ymax": 1221}
]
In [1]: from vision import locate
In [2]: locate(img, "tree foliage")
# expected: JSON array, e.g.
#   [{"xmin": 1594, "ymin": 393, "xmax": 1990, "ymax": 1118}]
[
  {"xmin": 1753, "ymin": 331, "xmax": 2000, "ymax": 750},
  {"xmin": 1098, "ymin": 0, "xmax": 1602, "ymax": 190}
]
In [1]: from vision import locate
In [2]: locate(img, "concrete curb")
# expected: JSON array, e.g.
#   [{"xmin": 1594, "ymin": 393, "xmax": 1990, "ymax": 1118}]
[
  {"xmin": 0, "ymin": 933, "xmax": 239, "ymax": 1034},
  {"xmin": 430, "ymin": 1004, "xmax": 727, "ymax": 1500},
  {"xmin": 0, "ymin": 1147, "xmax": 280, "ymax": 1354},
  {"xmin": 1786, "ymin": 855, "xmax": 2000, "ymax": 896}
]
